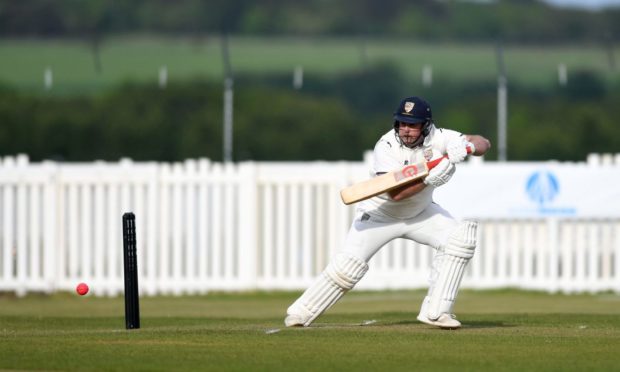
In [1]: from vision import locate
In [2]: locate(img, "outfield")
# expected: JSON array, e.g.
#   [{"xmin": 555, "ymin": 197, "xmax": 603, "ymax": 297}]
[
  {"xmin": 0, "ymin": 36, "xmax": 617, "ymax": 95},
  {"xmin": 1, "ymin": 289, "xmax": 619, "ymax": 371}
]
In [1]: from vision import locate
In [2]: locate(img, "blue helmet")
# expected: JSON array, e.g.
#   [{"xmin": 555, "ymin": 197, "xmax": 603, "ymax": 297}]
[{"xmin": 393, "ymin": 96, "xmax": 434, "ymax": 146}]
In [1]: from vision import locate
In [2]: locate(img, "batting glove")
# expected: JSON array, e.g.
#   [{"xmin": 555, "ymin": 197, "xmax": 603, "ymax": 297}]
[
  {"xmin": 424, "ymin": 158, "xmax": 456, "ymax": 188},
  {"xmin": 446, "ymin": 137, "xmax": 474, "ymax": 164}
]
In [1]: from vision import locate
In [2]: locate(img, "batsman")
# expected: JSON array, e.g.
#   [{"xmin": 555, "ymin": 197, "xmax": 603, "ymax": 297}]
[{"xmin": 285, "ymin": 96, "xmax": 491, "ymax": 329}]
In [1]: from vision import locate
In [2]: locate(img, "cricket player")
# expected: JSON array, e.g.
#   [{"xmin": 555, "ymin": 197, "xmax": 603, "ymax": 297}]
[{"xmin": 285, "ymin": 96, "xmax": 491, "ymax": 329}]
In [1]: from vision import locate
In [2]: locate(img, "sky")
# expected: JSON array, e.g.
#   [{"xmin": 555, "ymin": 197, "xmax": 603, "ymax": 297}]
[{"xmin": 544, "ymin": 0, "xmax": 620, "ymax": 9}]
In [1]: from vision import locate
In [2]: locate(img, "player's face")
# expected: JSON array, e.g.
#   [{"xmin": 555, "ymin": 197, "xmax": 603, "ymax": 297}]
[{"xmin": 398, "ymin": 122, "xmax": 423, "ymax": 146}]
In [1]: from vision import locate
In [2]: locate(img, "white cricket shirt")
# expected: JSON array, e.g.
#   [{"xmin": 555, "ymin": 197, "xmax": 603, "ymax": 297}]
[{"xmin": 359, "ymin": 125, "xmax": 464, "ymax": 219}]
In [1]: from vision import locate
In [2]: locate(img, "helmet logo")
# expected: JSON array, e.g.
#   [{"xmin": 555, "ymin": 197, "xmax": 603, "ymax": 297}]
[{"xmin": 404, "ymin": 101, "xmax": 415, "ymax": 113}]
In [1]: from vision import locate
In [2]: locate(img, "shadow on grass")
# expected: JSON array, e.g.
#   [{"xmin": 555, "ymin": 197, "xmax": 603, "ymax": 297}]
[
  {"xmin": 462, "ymin": 321, "xmax": 515, "ymax": 329},
  {"xmin": 306, "ymin": 318, "xmax": 513, "ymax": 330},
  {"xmin": 391, "ymin": 319, "xmax": 513, "ymax": 329}
]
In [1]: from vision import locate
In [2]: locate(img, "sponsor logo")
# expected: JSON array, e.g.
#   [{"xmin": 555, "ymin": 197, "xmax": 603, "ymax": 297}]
[
  {"xmin": 394, "ymin": 164, "xmax": 419, "ymax": 182},
  {"xmin": 526, "ymin": 171, "xmax": 559, "ymax": 205},
  {"xmin": 402, "ymin": 165, "xmax": 419, "ymax": 177},
  {"xmin": 523, "ymin": 170, "xmax": 575, "ymax": 215}
]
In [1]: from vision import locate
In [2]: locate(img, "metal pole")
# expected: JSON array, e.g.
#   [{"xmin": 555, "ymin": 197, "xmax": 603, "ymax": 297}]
[
  {"xmin": 223, "ymin": 77, "xmax": 233, "ymax": 163},
  {"xmin": 497, "ymin": 75, "xmax": 507, "ymax": 162},
  {"xmin": 221, "ymin": 33, "xmax": 233, "ymax": 163},
  {"xmin": 606, "ymin": 38, "xmax": 616, "ymax": 71},
  {"xmin": 496, "ymin": 44, "xmax": 508, "ymax": 162}
]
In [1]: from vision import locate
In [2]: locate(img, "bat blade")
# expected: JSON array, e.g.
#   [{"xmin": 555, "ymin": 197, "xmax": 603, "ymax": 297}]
[{"xmin": 340, "ymin": 161, "xmax": 429, "ymax": 205}]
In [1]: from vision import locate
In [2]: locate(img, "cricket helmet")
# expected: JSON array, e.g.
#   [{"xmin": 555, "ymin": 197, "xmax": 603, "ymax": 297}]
[{"xmin": 393, "ymin": 96, "xmax": 434, "ymax": 138}]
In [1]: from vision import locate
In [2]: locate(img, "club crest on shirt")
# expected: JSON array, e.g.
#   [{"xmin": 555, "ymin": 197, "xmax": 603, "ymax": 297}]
[{"xmin": 423, "ymin": 148, "xmax": 433, "ymax": 161}]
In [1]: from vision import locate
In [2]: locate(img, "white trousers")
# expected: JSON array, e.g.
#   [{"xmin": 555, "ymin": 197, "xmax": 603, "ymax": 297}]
[
  {"xmin": 285, "ymin": 203, "xmax": 465, "ymax": 325},
  {"xmin": 342, "ymin": 203, "xmax": 459, "ymax": 263}
]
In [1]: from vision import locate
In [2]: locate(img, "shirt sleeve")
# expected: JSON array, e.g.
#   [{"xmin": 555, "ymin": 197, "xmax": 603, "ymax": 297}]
[{"xmin": 434, "ymin": 128, "xmax": 465, "ymax": 153}]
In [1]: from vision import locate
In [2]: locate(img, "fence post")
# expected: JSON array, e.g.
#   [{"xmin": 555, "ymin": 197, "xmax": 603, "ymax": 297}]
[
  {"xmin": 197, "ymin": 158, "xmax": 211, "ymax": 292},
  {"xmin": 547, "ymin": 218, "xmax": 559, "ymax": 293},
  {"xmin": 237, "ymin": 162, "xmax": 258, "ymax": 289},
  {"xmin": 183, "ymin": 159, "xmax": 197, "ymax": 292},
  {"xmin": 16, "ymin": 155, "xmax": 29, "ymax": 296},
  {"xmin": 171, "ymin": 162, "xmax": 184, "ymax": 294},
  {"xmin": 144, "ymin": 162, "xmax": 159, "ymax": 295},
  {"xmin": 224, "ymin": 162, "xmax": 236, "ymax": 284},
  {"xmin": 616, "ymin": 220, "xmax": 620, "ymax": 292},
  {"xmin": 587, "ymin": 223, "xmax": 599, "ymax": 293},
  {"xmin": 93, "ymin": 161, "xmax": 105, "ymax": 295},
  {"xmin": 2, "ymin": 157, "xmax": 15, "ymax": 292},
  {"xmin": 42, "ymin": 160, "xmax": 58, "ymax": 293},
  {"xmin": 158, "ymin": 163, "xmax": 172, "ymax": 294}
]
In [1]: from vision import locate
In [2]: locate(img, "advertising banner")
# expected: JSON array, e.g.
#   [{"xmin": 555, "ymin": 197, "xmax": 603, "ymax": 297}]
[{"xmin": 434, "ymin": 162, "xmax": 620, "ymax": 219}]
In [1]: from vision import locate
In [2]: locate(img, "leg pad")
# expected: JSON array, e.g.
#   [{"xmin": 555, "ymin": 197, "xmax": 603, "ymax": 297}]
[
  {"xmin": 285, "ymin": 253, "xmax": 368, "ymax": 327},
  {"xmin": 426, "ymin": 221, "xmax": 477, "ymax": 320}
]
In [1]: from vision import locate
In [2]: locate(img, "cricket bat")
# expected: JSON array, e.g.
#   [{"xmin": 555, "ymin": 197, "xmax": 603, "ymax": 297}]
[{"xmin": 340, "ymin": 147, "xmax": 472, "ymax": 205}]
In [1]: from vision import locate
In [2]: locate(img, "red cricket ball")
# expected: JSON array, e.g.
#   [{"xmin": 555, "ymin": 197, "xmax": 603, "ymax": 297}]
[{"xmin": 76, "ymin": 282, "xmax": 89, "ymax": 296}]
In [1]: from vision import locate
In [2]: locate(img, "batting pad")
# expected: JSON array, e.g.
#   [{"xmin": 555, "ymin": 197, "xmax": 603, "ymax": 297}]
[
  {"xmin": 426, "ymin": 255, "xmax": 468, "ymax": 320},
  {"xmin": 426, "ymin": 221, "xmax": 478, "ymax": 320},
  {"xmin": 286, "ymin": 253, "xmax": 369, "ymax": 326},
  {"xmin": 444, "ymin": 220, "xmax": 478, "ymax": 259}
]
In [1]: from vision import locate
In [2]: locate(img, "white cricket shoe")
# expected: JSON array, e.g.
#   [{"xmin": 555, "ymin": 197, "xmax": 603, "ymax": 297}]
[
  {"xmin": 417, "ymin": 313, "xmax": 462, "ymax": 329},
  {"xmin": 284, "ymin": 314, "xmax": 305, "ymax": 327}
]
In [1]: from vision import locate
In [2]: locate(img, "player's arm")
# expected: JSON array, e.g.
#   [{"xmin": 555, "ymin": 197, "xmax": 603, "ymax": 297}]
[
  {"xmin": 464, "ymin": 134, "xmax": 491, "ymax": 156},
  {"xmin": 388, "ymin": 179, "xmax": 426, "ymax": 201}
]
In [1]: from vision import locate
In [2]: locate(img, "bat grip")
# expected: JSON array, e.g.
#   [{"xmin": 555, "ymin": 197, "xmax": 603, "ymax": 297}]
[{"xmin": 426, "ymin": 146, "xmax": 473, "ymax": 170}]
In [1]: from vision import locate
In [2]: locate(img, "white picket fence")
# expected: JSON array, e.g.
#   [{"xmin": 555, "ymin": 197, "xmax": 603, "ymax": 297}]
[{"xmin": 0, "ymin": 155, "xmax": 619, "ymax": 296}]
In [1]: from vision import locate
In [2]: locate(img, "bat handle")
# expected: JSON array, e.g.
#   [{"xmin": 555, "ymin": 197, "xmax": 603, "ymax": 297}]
[{"xmin": 426, "ymin": 146, "xmax": 473, "ymax": 170}]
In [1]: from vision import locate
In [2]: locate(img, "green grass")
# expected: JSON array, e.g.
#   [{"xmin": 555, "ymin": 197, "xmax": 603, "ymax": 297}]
[
  {"xmin": 1, "ymin": 289, "xmax": 619, "ymax": 371},
  {"xmin": 0, "ymin": 35, "xmax": 618, "ymax": 95}
]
